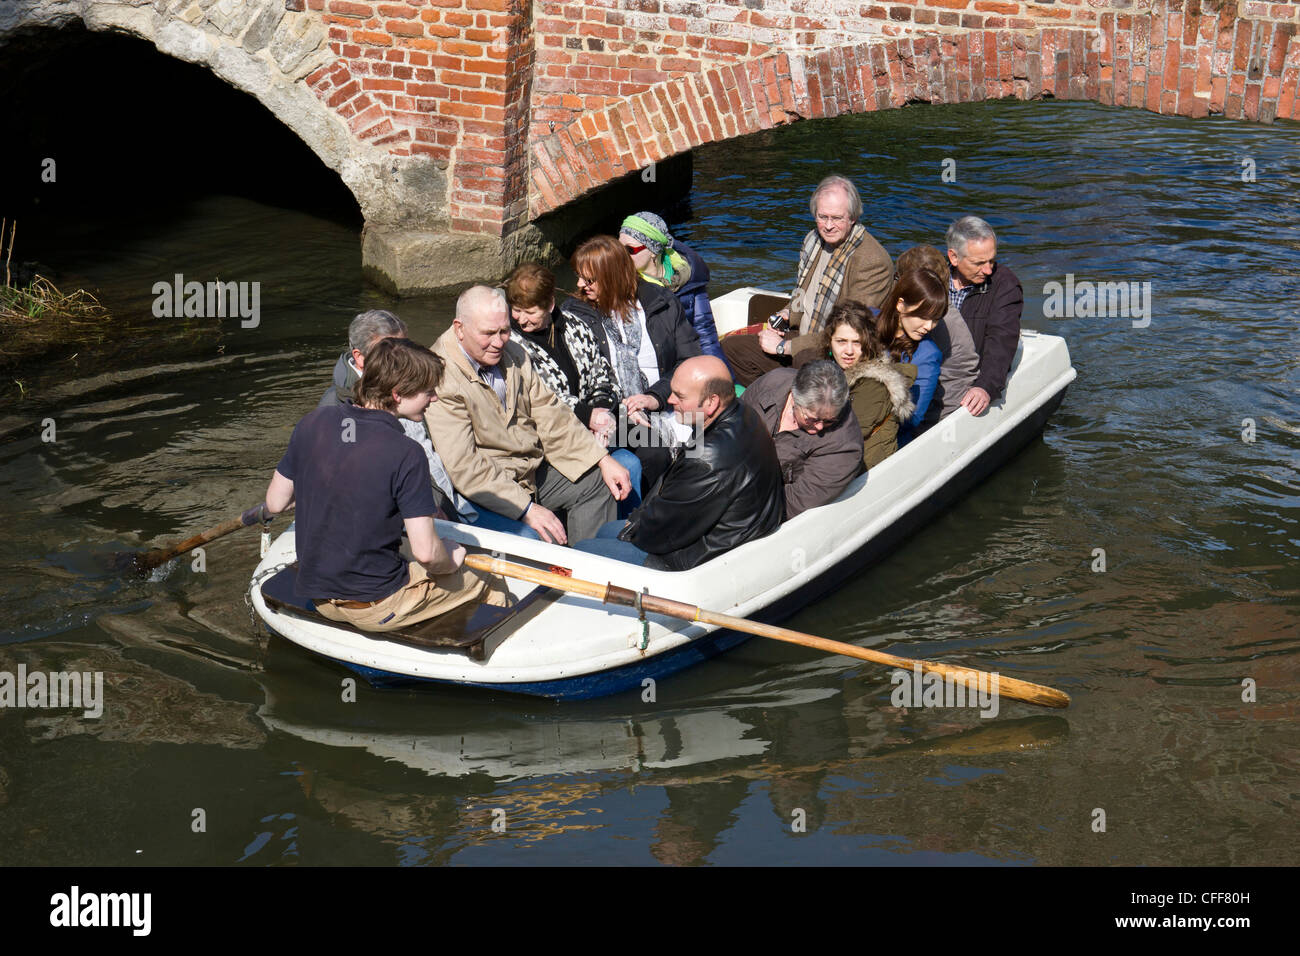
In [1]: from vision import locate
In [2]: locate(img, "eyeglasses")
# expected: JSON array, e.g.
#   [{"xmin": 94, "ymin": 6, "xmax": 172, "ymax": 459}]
[
  {"xmin": 794, "ymin": 405, "xmax": 837, "ymax": 428},
  {"xmin": 815, "ymin": 214, "xmax": 850, "ymax": 225},
  {"xmin": 622, "ymin": 243, "xmax": 647, "ymax": 255}
]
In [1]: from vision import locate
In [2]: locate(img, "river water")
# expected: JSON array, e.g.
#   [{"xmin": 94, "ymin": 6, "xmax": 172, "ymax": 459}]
[{"xmin": 0, "ymin": 100, "xmax": 1296, "ymax": 867}]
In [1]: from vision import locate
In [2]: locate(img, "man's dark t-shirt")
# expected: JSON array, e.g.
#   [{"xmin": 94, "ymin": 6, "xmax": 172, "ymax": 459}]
[{"xmin": 277, "ymin": 405, "xmax": 436, "ymax": 602}]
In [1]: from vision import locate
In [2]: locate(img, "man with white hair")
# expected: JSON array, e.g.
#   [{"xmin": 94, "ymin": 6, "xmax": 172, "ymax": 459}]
[
  {"xmin": 945, "ymin": 216, "xmax": 1023, "ymax": 416},
  {"xmin": 425, "ymin": 285, "xmax": 632, "ymax": 545},
  {"xmin": 723, "ymin": 174, "xmax": 893, "ymax": 386}
]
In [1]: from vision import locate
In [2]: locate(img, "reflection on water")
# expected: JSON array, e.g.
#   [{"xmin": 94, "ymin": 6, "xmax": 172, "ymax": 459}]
[{"xmin": 0, "ymin": 100, "xmax": 1296, "ymax": 865}]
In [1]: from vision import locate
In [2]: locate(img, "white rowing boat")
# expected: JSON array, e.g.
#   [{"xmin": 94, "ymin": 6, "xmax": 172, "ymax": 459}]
[{"xmin": 247, "ymin": 289, "xmax": 1076, "ymax": 699}]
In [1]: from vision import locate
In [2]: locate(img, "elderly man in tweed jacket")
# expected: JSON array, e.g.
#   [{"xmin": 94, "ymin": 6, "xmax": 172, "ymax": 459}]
[{"xmin": 425, "ymin": 286, "xmax": 631, "ymax": 545}]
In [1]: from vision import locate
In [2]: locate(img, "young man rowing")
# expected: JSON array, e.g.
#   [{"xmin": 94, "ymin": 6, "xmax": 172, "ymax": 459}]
[{"xmin": 262, "ymin": 337, "xmax": 509, "ymax": 632}]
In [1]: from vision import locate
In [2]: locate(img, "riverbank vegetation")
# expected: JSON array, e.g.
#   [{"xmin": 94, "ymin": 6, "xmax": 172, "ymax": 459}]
[{"xmin": 1, "ymin": 219, "xmax": 115, "ymax": 386}]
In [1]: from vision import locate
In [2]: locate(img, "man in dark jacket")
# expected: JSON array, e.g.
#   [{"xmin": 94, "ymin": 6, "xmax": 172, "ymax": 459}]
[
  {"xmin": 945, "ymin": 216, "xmax": 1024, "ymax": 416},
  {"xmin": 575, "ymin": 356, "xmax": 784, "ymax": 570},
  {"xmin": 742, "ymin": 361, "xmax": 863, "ymax": 520},
  {"xmin": 318, "ymin": 309, "xmax": 408, "ymax": 409}
]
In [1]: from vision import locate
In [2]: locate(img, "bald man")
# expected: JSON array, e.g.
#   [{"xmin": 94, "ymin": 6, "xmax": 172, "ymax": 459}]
[
  {"xmin": 424, "ymin": 285, "xmax": 631, "ymax": 545},
  {"xmin": 576, "ymin": 356, "xmax": 785, "ymax": 569}
]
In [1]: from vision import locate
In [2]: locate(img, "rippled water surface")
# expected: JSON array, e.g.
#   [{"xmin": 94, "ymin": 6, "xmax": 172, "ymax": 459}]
[{"xmin": 1, "ymin": 100, "xmax": 1296, "ymax": 866}]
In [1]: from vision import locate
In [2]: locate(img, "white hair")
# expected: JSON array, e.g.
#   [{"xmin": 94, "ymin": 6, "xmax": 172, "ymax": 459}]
[
  {"xmin": 810, "ymin": 175, "xmax": 863, "ymax": 222},
  {"xmin": 455, "ymin": 285, "xmax": 509, "ymax": 325},
  {"xmin": 946, "ymin": 216, "xmax": 997, "ymax": 256}
]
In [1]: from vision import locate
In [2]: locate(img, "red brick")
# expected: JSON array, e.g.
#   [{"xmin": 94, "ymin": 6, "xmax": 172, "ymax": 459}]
[
  {"xmin": 348, "ymin": 103, "xmax": 385, "ymax": 132},
  {"xmin": 1268, "ymin": 24, "xmax": 1295, "ymax": 74},
  {"xmin": 1233, "ymin": 19, "xmax": 1254, "ymax": 73},
  {"xmin": 329, "ymin": 1, "xmax": 374, "ymax": 18},
  {"xmin": 707, "ymin": 38, "xmax": 749, "ymax": 57},
  {"xmin": 1277, "ymin": 65, "xmax": 1298, "ymax": 119},
  {"xmin": 443, "ymin": 70, "xmax": 485, "ymax": 88},
  {"xmin": 327, "ymin": 79, "xmax": 362, "ymax": 107},
  {"xmin": 353, "ymin": 30, "xmax": 392, "ymax": 46},
  {"xmin": 1186, "ymin": 26, "xmax": 1209, "ymax": 77},
  {"xmin": 1162, "ymin": 38, "xmax": 1180, "ymax": 92},
  {"xmin": 358, "ymin": 118, "xmax": 394, "ymax": 140},
  {"xmin": 444, "ymin": 40, "xmax": 484, "ymax": 57},
  {"xmin": 1243, "ymin": 83, "xmax": 1262, "ymax": 120},
  {"xmin": 1210, "ymin": 75, "xmax": 1227, "ymax": 112},
  {"xmin": 1113, "ymin": 53, "xmax": 1129, "ymax": 106}
]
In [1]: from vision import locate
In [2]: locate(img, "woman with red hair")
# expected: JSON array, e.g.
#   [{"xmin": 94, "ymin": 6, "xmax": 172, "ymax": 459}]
[{"xmin": 560, "ymin": 235, "xmax": 703, "ymax": 487}]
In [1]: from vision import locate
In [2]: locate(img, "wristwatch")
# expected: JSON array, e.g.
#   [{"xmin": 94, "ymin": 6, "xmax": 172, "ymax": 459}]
[{"xmin": 776, "ymin": 340, "xmax": 786, "ymax": 356}]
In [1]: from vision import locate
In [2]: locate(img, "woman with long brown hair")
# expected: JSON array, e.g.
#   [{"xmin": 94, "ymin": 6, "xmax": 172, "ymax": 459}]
[
  {"xmin": 561, "ymin": 235, "xmax": 703, "ymax": 487},
  {"xmin": 872, "ymin": 269, "xmax": 947, "ymax": 444}
]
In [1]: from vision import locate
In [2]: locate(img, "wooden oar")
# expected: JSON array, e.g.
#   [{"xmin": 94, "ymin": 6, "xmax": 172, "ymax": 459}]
[
  {"xmin": 129, "ymin": 503, "xmax": 286, "ymax": 575},
  {"xmin": 465, "ymin": 554, "xmax": 1071, "ymax": 709}
]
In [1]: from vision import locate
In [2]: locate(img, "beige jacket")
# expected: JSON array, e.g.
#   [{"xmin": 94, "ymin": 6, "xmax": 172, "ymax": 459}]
[{"xmin": 425, "ymin": 327, "xmax": 608, "ymax": 517}]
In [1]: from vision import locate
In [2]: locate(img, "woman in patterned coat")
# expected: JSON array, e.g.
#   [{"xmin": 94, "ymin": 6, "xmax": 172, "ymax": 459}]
[{"xmin": 504, "ymin": 263, "xmax": 644, "ymax": 505}]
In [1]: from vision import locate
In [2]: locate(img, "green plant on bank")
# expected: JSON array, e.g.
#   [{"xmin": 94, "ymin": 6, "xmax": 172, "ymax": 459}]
[
  {"xmin": 2, "ymin": 219, "xmax": 109, "ymax": 324},
  {"xmin": 1, "ymin": 219, "xmax": 116, "ymax": 385}
]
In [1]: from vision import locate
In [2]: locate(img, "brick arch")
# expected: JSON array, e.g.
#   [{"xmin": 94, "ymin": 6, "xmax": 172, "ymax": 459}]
[{"xmin": 528, "ymin": 7, "xmax": 1299, "ymax": 219}]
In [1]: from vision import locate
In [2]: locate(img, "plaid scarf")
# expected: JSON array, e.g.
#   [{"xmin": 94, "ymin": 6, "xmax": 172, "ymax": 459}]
[{"xmin": 792, "ymin": 222, "xmax": 869, "ymax": 335}]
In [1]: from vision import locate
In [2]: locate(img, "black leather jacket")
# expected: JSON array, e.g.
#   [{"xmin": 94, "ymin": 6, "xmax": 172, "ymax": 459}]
[
  {"xmin": 621, "ymin": 399, "xmax": 784, "ymax": 571},
  {"xmin": 560, "ymin": 279, "xmax": 703, "ymax": 409}
]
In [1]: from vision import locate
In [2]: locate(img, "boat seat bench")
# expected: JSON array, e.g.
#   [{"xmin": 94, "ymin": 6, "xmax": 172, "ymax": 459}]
[{"xmin": 259, "ymin": 563, "xmax": 548, "ymax": 661}]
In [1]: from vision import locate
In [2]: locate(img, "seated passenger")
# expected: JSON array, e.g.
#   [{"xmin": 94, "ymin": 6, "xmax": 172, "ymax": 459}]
[
  {"xmin": 741, "ymin": 359, "xmax": 863, "ymax": 520},
  {"xmin": 574, "ymin": 356, "xmax": 783, "ymax": 569},
  {"xmin": 618, "ymin": 211, "xmax": 727, "ymax": 365},
  {"xmin": 318, "ymin": 309, "xmax": 406, "ymax": 409},
  {"xmin": 504, "ymin": 263, "xmax": 644, "ymax": 509},
  {"xmin": 793, "ymin": 301, "xmax": 916, "ymax": 469},
  {"xmin": 424, "ymin": 285, "xmax": 631, "ymax": 545},
  {"xmin": 722, "ymin": 174, "xmax": 893, "ymax": 386},
  {"xmin": 318, "ymin": 308, "xmax": 533, "ymax": 537},
  {"xmin": 873, "ymin": 269, "xmax": 947, "ymax": 445},
  {"xmin": 561, "ymin": 234, "xmax": 704, "ymax": 492},
  {"xmin": 945, "ymin": 215, "xmax": 1024, "ymax": 416},
  {"xmin": 894, "ymin": 245, "xmax": 980, "ymax": 427},
  {"xmin": 263, "ymin": 337, "xmax": 510, "ymax": 632}
]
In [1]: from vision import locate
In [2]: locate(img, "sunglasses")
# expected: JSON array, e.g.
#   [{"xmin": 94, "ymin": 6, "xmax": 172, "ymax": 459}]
[{"xmin": 623, "ymin": 243, "xmax": 647, "ymax": 255}]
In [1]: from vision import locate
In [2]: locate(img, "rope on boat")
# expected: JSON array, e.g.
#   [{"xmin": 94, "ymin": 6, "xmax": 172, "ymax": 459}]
[
  {"xmin": 635, "ymin": 586, "xmax": 650, "ymax": 651},
  {"xmin": 245, "ymin": 556, "xmax": 298, "ymax": 640}
]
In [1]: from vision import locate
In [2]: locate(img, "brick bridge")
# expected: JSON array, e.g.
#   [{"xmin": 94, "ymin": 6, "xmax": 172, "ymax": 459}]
[{"xmin": 3, "ymin": 0, "xmax": 1297, "ymax": 291}]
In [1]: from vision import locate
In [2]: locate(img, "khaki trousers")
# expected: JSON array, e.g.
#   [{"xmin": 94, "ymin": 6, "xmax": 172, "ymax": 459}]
[{"xmin": 315, "ymin": 561, "xmax": 510, "ymax": 633}]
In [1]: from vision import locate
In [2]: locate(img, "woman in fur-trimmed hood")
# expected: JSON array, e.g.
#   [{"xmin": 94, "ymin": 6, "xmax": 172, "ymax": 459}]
[{"xmin": 792, "ymin": 300, "xmax": 916, "ymax": 469}]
